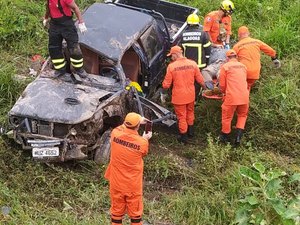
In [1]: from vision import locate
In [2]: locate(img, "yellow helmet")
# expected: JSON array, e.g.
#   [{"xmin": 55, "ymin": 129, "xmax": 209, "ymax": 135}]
[
  {"xmin": 186, "ymin": 14, "xmax": 200, "ymax": 25},
  {"xmin": 220, "ymin": 0, "xmax": 235, "ymax": 14}
]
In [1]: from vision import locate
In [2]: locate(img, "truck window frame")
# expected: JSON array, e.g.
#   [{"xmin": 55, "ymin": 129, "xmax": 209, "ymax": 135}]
[{"xmin": 139, "ymin": 25, "xmax": 163, "ymax": 63}]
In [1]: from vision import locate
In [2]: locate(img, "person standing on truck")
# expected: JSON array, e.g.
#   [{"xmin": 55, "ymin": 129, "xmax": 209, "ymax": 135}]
[
  {"xmin": 219, "ymin": 49, "xmax": 249, "ymax": 146},
  {"xmin": 233, "ymin": 26, "xmax": 281, "ymax": 90},
  {"xmin": 203, "ymin": 0, "xmax": 235, "ymax": 49},
  {"xmin": 162, "ymin": 46, "xmax": 206, "ymax": 144},
  {"xmin": 43, "ymin": 0, "xmax": 88, "ymax": 78},
  {"xmin": 181, "ymin": 14, "xmax": 212, "ymax": 99},
  {"xmin": 104, "ymin": 112, "xmax": 152, "ymax": 225}
]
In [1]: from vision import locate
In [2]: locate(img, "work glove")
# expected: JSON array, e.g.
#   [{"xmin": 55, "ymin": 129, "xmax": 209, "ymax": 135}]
[
  {"xmin": 272, "ymin": 59, "xmax": 281, "ymax": 68},
  {"xmin": 205, "ymin": 81, "xmax": 214, "ymax": 90},
  {"xmin": 42, "ymin": 18, "xmax": 49, "ymax": 27},
  {"xmin": 142, "ymin": 131, "xmax": 152, "ymax": 140},
  {"xmin": 78, "ymin": 22, "xmax": 87, "ymax": 34},
  {"xmin": 224, "ymin": 44, "xmax": 230, "ymax": 50}
]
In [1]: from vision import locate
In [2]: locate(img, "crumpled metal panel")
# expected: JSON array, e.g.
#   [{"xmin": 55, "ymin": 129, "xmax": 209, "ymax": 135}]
[
  {"xmin": 9, "ymin": 77, "xmax": 111, "ymax": 124},
  {"xmin": 78, "ymin": 3, "xmax": 154, "ymax": 62}
]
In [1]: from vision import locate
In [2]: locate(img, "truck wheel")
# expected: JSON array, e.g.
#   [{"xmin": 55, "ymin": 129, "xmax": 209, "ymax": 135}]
[{"xmin": 94, "ymin": 129, "xmax": 111, "ymax": 165}]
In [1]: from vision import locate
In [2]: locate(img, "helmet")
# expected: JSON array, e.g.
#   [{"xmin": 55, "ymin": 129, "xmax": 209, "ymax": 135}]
[
  {"xmin": 220, "ymin": 0, "xmax": 235, "ymax": 14},
  {"xmin": 187, "ymin": 14, "xmax": 200, "ymax": 25}
]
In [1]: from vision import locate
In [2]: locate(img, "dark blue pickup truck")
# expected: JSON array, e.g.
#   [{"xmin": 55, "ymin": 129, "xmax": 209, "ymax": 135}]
[
  {"xmin": 8, "ymin": 0, "xmax": 197, "ymax": 163},
  {"xmin": 80, "ymin": 0, "xmax": 197, "ymax": 96}
]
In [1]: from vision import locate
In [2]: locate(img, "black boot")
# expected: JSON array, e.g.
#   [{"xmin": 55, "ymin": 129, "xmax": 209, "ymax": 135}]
[
  {"xmin": 54, "ymin": 68, "xmax": 66, "ymax": 78},
  {"xmin": 177, "ymin": 133, "xmax": 188, "ymax": 144},
  {"xmin": 234, "ymin": 129, "xmax": 244, "ymax": 146},
  {"xmin": 75, "ymin": 68, "xmax": 88, "ymax": 78},
  {"xmin": 219, "ymin": 132, "xmax": 230, "ymax": 143},
  {"xmin": 187, "ymin": 125, "xmax": 194, "ymax": 138}
]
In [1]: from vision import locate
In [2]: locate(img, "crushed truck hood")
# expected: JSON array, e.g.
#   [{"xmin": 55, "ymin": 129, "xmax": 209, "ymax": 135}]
[{"xmin": 9, "ymin": 77, "xmax": 111, "ymax": 124}]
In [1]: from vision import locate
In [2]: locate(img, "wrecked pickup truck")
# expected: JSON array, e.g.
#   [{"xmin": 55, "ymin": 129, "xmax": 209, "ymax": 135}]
[{"xmin": 8, "ymin": 0, "xmax": 197, "ymax": 163}]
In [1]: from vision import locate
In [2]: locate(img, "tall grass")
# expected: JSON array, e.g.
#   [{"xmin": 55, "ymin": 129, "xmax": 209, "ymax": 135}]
[
  {"xmin": 0, "ymin": 0, "xmax": 299, "ymax": 224},
  {"xmin": 0, "ymin": 54, "xmax": 28, "ymax": 125}
]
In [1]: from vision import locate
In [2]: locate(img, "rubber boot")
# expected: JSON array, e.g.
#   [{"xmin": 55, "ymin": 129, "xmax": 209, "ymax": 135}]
[
  {"xmin": 219, "ymin": 132, "xmax": 230, "ymax": 143},
  {"xmin": 187, "ymin": 125, "xmax": 194, "ymax": 138},
  {"xmin": 75, "ymin": 68, "xmax": 88, "ymax": 78},
  {"xmin": 177, "ymin": 133, "xmax": 188, "ymax": 144},
  {"xmin": 54, "ymin": 68, "xmax": 66, "ymax": 78},
  {"xmin": 234, "ymin": 128, "xmax": 244, "ymax": 146}
]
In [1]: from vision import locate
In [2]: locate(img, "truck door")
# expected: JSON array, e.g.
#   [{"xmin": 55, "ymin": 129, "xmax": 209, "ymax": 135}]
[{"xmin": 139, "ymin": 24, "xmax": 169, "ymax": 96}]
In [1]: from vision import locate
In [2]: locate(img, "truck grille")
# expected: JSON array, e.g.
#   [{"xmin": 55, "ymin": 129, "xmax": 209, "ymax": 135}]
[
  {"xmin": 38, "ymin": 124, "xmax": 52, "ymax": 136},
  {"xmin": 31, "ymin": 119, "xmax": 68, "ymax": 138},
  {"xmin": 53, "ymin": 123, "xmax": 69, "ymax": 138},
  {"xmin": 30, "ymin": 119, "xmax": 53, "ymax": 136}
]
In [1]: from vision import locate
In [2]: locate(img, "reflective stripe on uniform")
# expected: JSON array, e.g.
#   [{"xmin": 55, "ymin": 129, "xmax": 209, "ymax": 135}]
[
  {"xmin": 70, "ymin": 58, "xmax": 83, "ymax": 63},
  {"xmin": 131, "ymin": 218, "xmax": 142, "ymax": 223},
  {"xmin": 52, "ymin": 58, "xmax": 65, "ymax": 63},
  {"xmin": 111, "ymin": 218, "xmax": 122, "ymax": 224},
  {"xmin": 182, "ymin": 43, "xmax": 206, "ymax": 68},
  {"xmin": 204, "ymin": 41, "xmax": 211, "ymax": 48},
  {"xmin": 70, "ymin": 57, "xmax": 83, "ymax": 68},
  {"xmin": 51, "ymin": 58, "xmax": 66, "ymax": 70}
]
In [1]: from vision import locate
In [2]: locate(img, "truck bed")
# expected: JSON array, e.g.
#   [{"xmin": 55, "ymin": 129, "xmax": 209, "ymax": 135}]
[{"xmin": 114, "ymin": 0, "xmax": 197, "ymax": 43}]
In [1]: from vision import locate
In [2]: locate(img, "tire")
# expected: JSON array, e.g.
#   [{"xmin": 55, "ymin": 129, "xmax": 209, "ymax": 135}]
[{"xmin": 94, "ymin": 129, "xmax": 111, "ymax": 165}]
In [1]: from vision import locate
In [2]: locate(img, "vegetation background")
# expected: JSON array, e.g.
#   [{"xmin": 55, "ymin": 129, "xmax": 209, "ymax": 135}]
[{"xmin": 0, "ymin": 0, "xmax": 299, "ymax": 224}]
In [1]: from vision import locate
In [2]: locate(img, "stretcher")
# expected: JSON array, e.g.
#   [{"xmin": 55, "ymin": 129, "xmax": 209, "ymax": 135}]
[
  {"xmin": 201, "ymin": 79, "xmax": 223, "ymax": 100},
  {"xmin": 202, "ymin": 91, "xmax": 223, "ymax": 99}
]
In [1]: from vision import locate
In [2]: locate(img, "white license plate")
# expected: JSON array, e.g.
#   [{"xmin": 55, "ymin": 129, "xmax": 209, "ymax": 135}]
[{"xmin": 32, "ymin": 147, "xmax": 59, "ymax": 157}]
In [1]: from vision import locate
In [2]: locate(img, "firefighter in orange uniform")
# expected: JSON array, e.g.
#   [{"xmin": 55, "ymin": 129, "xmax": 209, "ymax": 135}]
[
  {"xmin": 233, "ymin": 26, "xmax": 281, "ymax": 90},
  {"xmin": 104, "ymin": 112, "xmax": 152, "ymax": 225},
  {"xmin": 162, "ymin": 46, "xmax": 206, "ymax": 144},
  {"xmin": 203, "ymin": 0, "xmax": 235, "ymax": 49},
  {"xmin": 219, "ymin": 50, "xmax": 249, "ymax": 146}
]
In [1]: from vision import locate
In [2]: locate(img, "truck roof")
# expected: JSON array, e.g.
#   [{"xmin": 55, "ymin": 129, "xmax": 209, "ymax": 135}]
[{"xmin": 78, "ymin": 3, "xmax": 154, "ymax": 63}]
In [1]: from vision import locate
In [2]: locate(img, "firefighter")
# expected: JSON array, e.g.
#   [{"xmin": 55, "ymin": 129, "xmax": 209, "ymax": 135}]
[
  {"xmin": 203, "ymin": 0, "xmax": 235, "ymax": 49},
  {"xmin": 162, "ymin": 46, "xmax": 206, "ymax": 143},
  {"xmin": 181, "ymin": 14, "xmax": 211, "ymax": 70},
  {"xmin": 181, "ymin": 14, "xmax": 212, "ymax": 100},
  {"xmin": 104, "ymin": 112, "xmax": 152, "ymax": 225},
  {"xmin": 219, "ymin": 49, "xmax": 249, "ymax": 146},
  {"xmin": 233, "ymin": 26, "xmax": 281, "ymax": 90},
  {"xmin": 43, "ymin": 0, "xmax": 88, "ymax": 78}
]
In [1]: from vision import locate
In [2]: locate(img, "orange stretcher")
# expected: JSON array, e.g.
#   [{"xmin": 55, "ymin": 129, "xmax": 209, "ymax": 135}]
[
  {"xmin": 201, "ymin": 79, "xmax": 223, "ymax": 100},
  {"xmin": 202, "ymin": 91, "xmax": 223, "ymax": 99}
]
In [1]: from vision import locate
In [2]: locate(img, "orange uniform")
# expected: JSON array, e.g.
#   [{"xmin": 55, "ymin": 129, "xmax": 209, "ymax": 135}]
[
  {"xmin": 219, "ymin": 58, "xmax": 249, "ymax": 133},
  {"xmin": 162, "ymin": 57, "xmax": 204, "ymax": 134},
  {"xmin": 233, "ymin": 37, "xmax": 276, "ymax": 86},
  {"xmin": 203, "ymin": 11, "xmax": 232, "ymax": 45},
  {"xmin": 105, "ymin": 124, "xmax": 149, "ymax": 225},
  {"xmin": 162, "ymin": 57, "xmax": 204, "ymax": 105}
]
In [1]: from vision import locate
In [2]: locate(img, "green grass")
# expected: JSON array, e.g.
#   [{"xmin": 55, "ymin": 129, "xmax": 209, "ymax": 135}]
[{"xmin": 1, "ymin": 0, "xmax": 300, "ymax": 224}]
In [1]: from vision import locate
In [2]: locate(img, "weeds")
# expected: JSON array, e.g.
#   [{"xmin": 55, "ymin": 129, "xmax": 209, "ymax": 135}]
[
  {"xmin": 0, "ymin": 0, "xmax": 300, "ymax": 224},
  {"xmin": 235, "ymin": 162, "xmax": 300, "ymax": 224}
]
